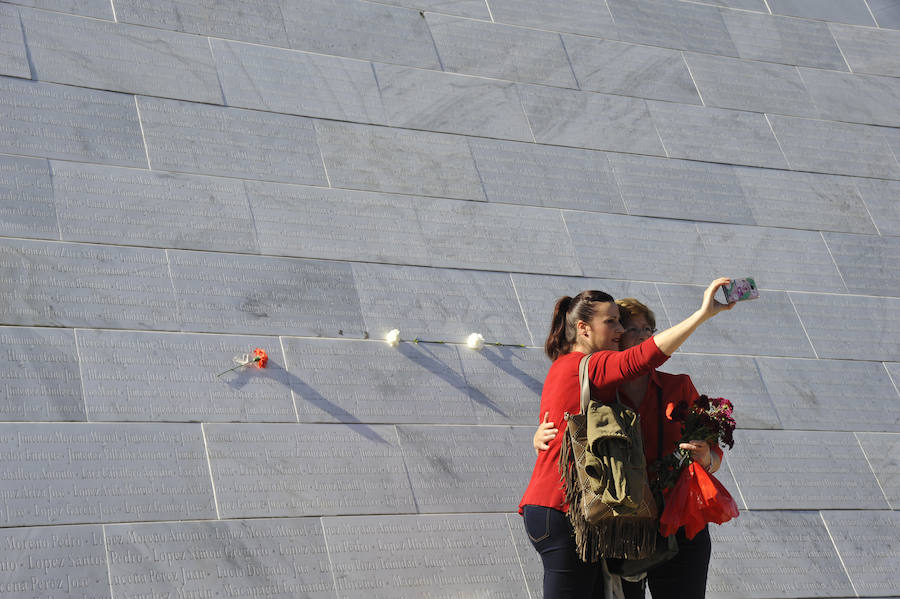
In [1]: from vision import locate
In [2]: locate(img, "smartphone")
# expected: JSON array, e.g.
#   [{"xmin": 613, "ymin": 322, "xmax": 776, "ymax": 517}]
[{"xmin": 722, "ymin": 277, "xmax": 759, "ymax": 302}]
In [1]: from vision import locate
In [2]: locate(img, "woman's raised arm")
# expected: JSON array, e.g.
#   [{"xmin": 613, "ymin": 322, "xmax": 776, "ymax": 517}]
[{"xmin": 653, "ymin": 278, "xmax": 735, "ymax": 356}]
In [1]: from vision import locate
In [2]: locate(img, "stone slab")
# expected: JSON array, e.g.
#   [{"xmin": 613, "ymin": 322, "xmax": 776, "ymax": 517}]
[
  {"xmin": 800, "ymin": 67, "xmax": 900, "ymax": 127},
  {"xmin": 426, "ymin": 13, "xmax": 577, "ymax": 87},
  {"xmin": 137, "ymin": 97, "xmax": 327, "ymax": 186},
  {"xmin": 519, "ymin": 84, "xmax": 664, "ymax": 156},
  {"xmin": 315, "ymin": 120, "xmax": 485, "ymax": 201},
  {"xmin": 0, "ymin": 4, "xmax": 30, "ymax": 79},
  {"xmin": 607, "ymin": 0, "xmax": 738, "ymax": 56},
  {"xmin": 0, "ymin": 423, "xmax": 215, "ymax": 526},
  {"xmin": 706, "ymin": 510, "xmax": 854, "ymax": 598},
  {"xmin": 767, "ymin": 115, "xmax": 900, "ymax": 179},
  {"xmin": 248, "ymin": 182, "xmax": 429, "ymax": 264},
  {"xmin": 756, "ymin": 357, "xmax": 900, "ymax": 432},
  {"xmin": 4, "ymin": 0, "xmax": 111, "ymax": 18},
  {"xmin": 280, "ymin": 0, "xmax": 441, "ymax": 69},
  {"xmin": 0, "ymin": 154, "xmax": 57, "ymax": 240},
  {"xmin": 399, "ymin": 425, "xmax": 534, "ymax": 512},
  {"xmin": 457, "ymin": 346, "xmax": 548, "ymax": 424},
  {"xmin": 647, "ymin": 101, "xmax": 789, "ymax": 169},
  {"xmin": 168, "ymin": 250, "xmax": 365, "ymax": 338},
  {"xmin": 52, "ymin": 162, "xmax": 258, "ymax": 253},
  {"xmin": 114, "ymin": 0, "xmax": 289, "ymax": 46},
  {"xmin": 657, "ymin": 284, "xmax": 816, "ymax": 358},
  {"xmin": 20, "ymin": 8, "xmax": 222, "ymax": 104},
  {"xmin": 0, "ymin": 524, "xmax": 111, "ymax": 598},
  {"xmin": 831, "ymin": 24, "xmax": 900, "ymax": 77},
  {"xmin": 870, "ymin": 0, "xmax": 900, "ymax": 28},
  {"xmin": 608, "ymin": 153, "xmax": 752, "ymax": 224},
  {"xmin": 734, "ymin": 167, "xmax": 876, "ymax": 234},
  {"xmin": 563, "ymin": 36, "xmax": 700, "ymax": 104},
  {"xmin": 767, "ymin": 0, "xmax": 876, "ymax": 26},
  {"xmin": 820, "ymin": 511, "xmax": 900, "ymax": 597},
  {"xmin": 371, "ymin": 0, "xmax": 490, "ymax": 18},
  {"xmin": 683, "ymin": 52, "xmax": 819, "ymax": 118},
  {"xmin": 0, "ymin": 239, "xmax": 178, "ymax": 330},
  {"xmin": 211, "ymin": 39, "xmax": 386, "ymax": 124},
  {"xmin": 468, "ymin": 138, "xmax": 625, "ymax": 213},
  {"xmin": 322, "ymin": 514, "xmax": 529, "ymax": 597},
  {"xmin": 0, "ymin": 77, "xmax": 146, "ymax": 167},
  {"xmin": 823, "ymin": 232, "xmax": 900, "ymax": 297},
  {"xmin": 78, "ymin": 330, "xmax": 295, "ymax": 422},
  {"xmin": 488, "ymin": 0, "xmax": 617, "ymax": 37},
  {"xmin": 699, "ymin": 0, "xmax": 767, "ymax": 9},
  {"xmin": 725, "ymin": 430, "xmax": 887, "ymax": 509},
  {"xmin": 0, "ymin": 326, "xmax": 83, "ymax": 421},
  {"xmin": 506, "ymin": 512, "xmax": 542, "ymax": 599},
  {"xmin": 105, "ymin": 518, "xmax": 334, "ymax": 599},
  {"xmin": 205, "ymin": 423, "xmax": 416, "ymax": 517},
  {"xmin": 856, "ymin": 432, "xmax": 900, "ymax": 508},
  {"xmin": 855, "ymin": 178, "xmax": 900, "ymax": 236},
  {"xmin": 721, "ymin": 9, "xmax": 849, "ymax": 69},
  {"xmin": 374, "ymin": 63, "xmax": 532, "ymax": 141},
  {"xmin": 789, "ymin": 292, "xmax": 900, "ymax": 361}
]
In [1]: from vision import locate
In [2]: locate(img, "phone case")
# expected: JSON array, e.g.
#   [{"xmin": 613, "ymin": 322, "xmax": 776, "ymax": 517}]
[{"xmin": 723, "ymin": 277, "xmax": 759, "ymax": 302}]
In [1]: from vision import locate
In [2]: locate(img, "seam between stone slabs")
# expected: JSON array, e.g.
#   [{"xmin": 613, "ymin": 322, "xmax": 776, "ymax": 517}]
[
  {"xmin": 505, "ymin": 513, "xmax": 535, "ymax": 599},
  {"xmin": 764, "ymin": 113, "xmax": 793, "ymax": 170},
  {"xmin": 132, "ymin": 96, "xmax": 152, "ymax": 170},
  {"xmin": 511, "ymin": 86, "xmax": 538, "ymax": 143},
  {"xmin": 46, "ymin": 160, "xmax": 63, "ymax": 243},
  {"xmin": 463, "ymin": 138, "xmax": 492, "ymax": 201},
  {"xmin": 484, "ymin": 0, "xmax": 495, "ymax": 22},
  {"xmin": 854, "ymin": 431, "xmax": 894, "ymax": 509},
  {"xmin": 679, "ymin": 51, "xmax": 706, "ymax": 107},
  {"xmin": 786, "ymin": 291, "xmax": 820, "ymax": 359},
  {"xmin": 862, "ymin": 0, "xmax": 879, "ymax": 28},
  {"xmin": 761, "ymin": 0, "xmax": 772, "ymax": 14},
  {"xmin": 71, "ymin": 328, "xmax": 90, "ymax": 422},
  {"xmin": 829, "ymin": 25, "xmax": 856, "ymax": 73},
  {"xmin": 162, "ymin": 249, "xmax": 182, "ymax": 330},
  {"xmin": 818, "ymin": 511, "xmax": 860, "ymax": 597},
  {"xmin": 17, "ymin": 7, "xmax": 38, "ymax": 81},
  {"xmin": 854, "ymin": 182, "xmax": 883, "ymax": 235},
  {"xmin": 722, "ymin": 455, "xmax": 750, "ymax": 511},
  {"xmin": 200, "ymin": 423, "xmax": 222, "ymax": 520},
  {"xmin": 108, "ymin": 0, "xmax": 116, "ymax": 22},
  {"xmin": 508, "ymin": 273, "xmax": 536, "ymax": 347},
  {"xmin": 101, "ymin": 525, "xmax": 115, "ymax": 597},
  {"xmin": 819, "ymin": 231, "xmax": 851, "ymax": 294},
  {"xmin": 393, "ymin": 425, "xmax": 422, "ymax": 514},
  {"xmin": 278, "ymin": 335, "xmax": 301, "ymax": 423},
  {"xmin": 319, "ymin": 518, "xmax": 340, "ymax": 596},
  {"xmin": 206, "ymin": 36, "xmax": 228, "ymax": 106},
  {"xmin": 883, "ymin": 362, "xmax": 900, "ymax": 400}
]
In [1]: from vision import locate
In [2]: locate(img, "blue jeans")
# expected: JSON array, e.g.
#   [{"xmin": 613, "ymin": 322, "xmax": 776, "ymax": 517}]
[{"xmin": 522, "ymin": 505, "xmax": 605, "ymax": 599}]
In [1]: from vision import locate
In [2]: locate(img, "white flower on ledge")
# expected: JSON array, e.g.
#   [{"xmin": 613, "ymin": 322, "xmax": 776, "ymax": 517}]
[
  {"xmin": 385, "ymin": 329, "xmax": 401, "ymax": 347},
  {"xmin": 466, "ymin": 333, "xmax": 485, "ymax": 350}
]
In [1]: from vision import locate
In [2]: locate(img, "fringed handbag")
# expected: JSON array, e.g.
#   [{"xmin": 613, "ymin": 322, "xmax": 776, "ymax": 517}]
[{"xmin": 558, "ymin": 354, "xmax": 658, "ymax": 563}]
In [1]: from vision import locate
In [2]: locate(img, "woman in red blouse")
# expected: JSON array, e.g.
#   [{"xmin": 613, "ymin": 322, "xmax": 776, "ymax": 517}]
[{"xmin": 519, "ymin": 278, "xmax": 734, "ymax": 598}]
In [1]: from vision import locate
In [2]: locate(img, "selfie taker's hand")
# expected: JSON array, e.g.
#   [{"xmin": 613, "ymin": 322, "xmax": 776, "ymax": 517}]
[
  {"xmin": 533, "ymin": 412, "xmax": 558, "ymax": 454},
  {"xmin": 698, "ymin": 277, "xmax": 736, "ymax": 321}
]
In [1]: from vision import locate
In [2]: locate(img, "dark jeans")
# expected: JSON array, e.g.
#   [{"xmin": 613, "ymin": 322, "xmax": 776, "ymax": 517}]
[
  {"xmin": 621, "ymin": 526, "xmax": 712, "ymax": 599},
  {"xmin": 522, "ymin": 505, "xmax": 605, "ymax": 599}
]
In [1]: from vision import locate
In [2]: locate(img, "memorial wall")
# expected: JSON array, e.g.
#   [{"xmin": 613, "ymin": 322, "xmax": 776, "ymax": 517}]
[{"xmin": 0, "ymin": 0, "xmax": 898, "ymax": 597}]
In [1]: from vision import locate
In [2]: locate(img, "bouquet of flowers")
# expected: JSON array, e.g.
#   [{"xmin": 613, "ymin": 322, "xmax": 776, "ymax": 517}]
[{"xmin": 654, "ymin": 395, "xmax": 739, "ymax": 539}]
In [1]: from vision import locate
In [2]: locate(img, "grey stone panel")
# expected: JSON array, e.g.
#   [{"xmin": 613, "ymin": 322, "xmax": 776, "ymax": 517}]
[
  {"xmin": 78, "ymin": 330, "xmax": 295, "ymax": 422},
  {"xmin": 281, "ymin": 337, "xmax": 474, "ymax": 424},
  {"xmin": 510, "ymin": 273, "xmax": 660, "ymax": 347},
  {"xmin": 647, "ymin": 101, "xmax": 789, "ymax": 169},
  {"xmin": 0, "ymin": 154, "xmax": 57, "ymax": 240},
  {"xmin": 413, "ymin": 198, "xmax": 581, "ymax": 275},
  {"xmin": 725, "ymin": 430, "xmax": 887, "ymax": 509},
  {"xmin": 280, "ymin": 0, "xmax": 440, "ymax": 69},
  {"xmin": 789, "ymin": 292, "xmax": 900, "ymax": 360},
  {"xmin": 607, "ymin": 153, "xmax": 752, "ymax": 224},
  {"xmin": 706, "ymin": 510, "xmax": 854, "ymax": 598},
  {"xmin": 0, "ymin": 4, "xmax": 30, "ymax": 79},
  {"xmin": 0, "ymin": 422, "xmax": 215, "ymax": 526},
  {"xmin": 3, "ymin": 0, "xmax": 111, "ymax": 19},
  {"xmin": 106, "ymin": 518, "xmax": 334, "ymax": 599},
  {"xmin": 767, "ymin": 115, "xmax": 900, "ymax": 179},
  {"xmin": 606, "ymin": 0, "xmax": 738, "ymax": 56},
  {"xmin": 399, "ymin": 425, "xmax": 534, "ymax": 512},
  {"xmin": 488, "ymin": 0, "xmax": 618, "ymax": 38},
  {"xmin": 352, "ymin": 263, "xmax": 530, "ymax": 346},
  {"xmin": 721, "ymin": 9, "xmax": 848, "ymax": 70},
  {"xmin": 683, "ymin": 52, "xmax": 819, "ymax": 118},
  {"xmin": 884, "ymin": 125, "xmax": 900, "ymax": 164},
  {"xmin": 563, "ymin": 36, "xmax": 700, "ymax": 105},
  {"xmin": 323, "ymin": 514, "xmax": 529, "ymax": 597},
  {"xmin": 0, "ymin": 524, "xmax": 111, "ymax": 598},
  {"xmin": 113, "ymin": 0, "xmax": 289, "ymax": 46},
  {"xmin": 211, "ymin": 39, "xmax": 386, "ymax": 125},
  {"xmin": 19, "ymin": 8, "xmax": 222, "ymax": 104},
  {"xmin": 315, "ymin": 120, "xmax": 485, "ymax": 201},
  {"xmin": 767, "ymin": 0, "xmax": 877, "ymax": 26},
  {"xmin": 458, "ymin": 346, "xmax": 548, "ymax": 425},
  {"xmin": 756, "ymin": 357, "xmax": 900, "ymax": 432},
  {"xmin": 855, "ymin": 178, "xmax": 900, "ymax": 236},
  {"xmin": 506, "ymin": 512, "xmax": 542, "ymax": 599},
  {"xmin": 800, "ymin": 67, "xmax": 900, "ymax": 128},
  {"xmin": 734, "ymin": 167, "xmax": 877, "ymax": 234},
  {"xmin": 829, "ymin": 24, "xmax": 900, "ymax": 77},
  {"xmin": 52, "ymin": 162, "xmax": 258, "ymax": 253},
  {"xmin": 0, "ymin": 239, "xmax": 178, "ymax": 330},
  {"xmin": 0, "ymin": 326, "xmax": 84, "ymax": 421},
  {"xmin": 425, "ymin": 13, "xmax": 577, "ymax": 87},
  {"xmin": 520, "ymin": 85, "xmax": 665, "ymax": 156},
  {"xmin": 695, "ymin": 0, "xmax": 767, "ymax": 9},
  {"xmin": 137, "ymin": 97, "xmax": 327, "ymax": 186},
  {"xmin": 660, "ymin": 353, "xmax": 781, "ymax": 430},
  {"xmin": 205, "ymin": 423, "xmax": 416, "ymax": 517},
  {"xmin": 870, "ymin": 0, "xmax": 900, "ymax": 28},
  {"xmin": 380, "ymin": 0, "xmax": 490, "ymax": 18},
  {"xmin": 656, "ymin": 284, "xmax": 816, "ymax": 358},
  {"xmin": 857, "ymin": 432, "xmax": 900, "ymax": 508},
  {"xmin": 374, "ymin": 64, "xmax": 532, "ymax": 141},
  {"xmin": 823, "ymin": 232, "xmax": 900, "ymax": 297},
  {"xmin": 820, "ymin": 511, "xmax": 900, "ymax": 597},
  {"xmin": 168, "ymin": 250, "xmax": 365, "ymax": 338},
  {"xmin": 248, "ymin": 182, "xmax": 430, "ymax": 265},
  {"xmin": 467, "ymin": 137, "xmax": 625, "ymax": 213},
  {"xmin": 0, "ymin": 77, "xmax": 145, "ymax": 167}
]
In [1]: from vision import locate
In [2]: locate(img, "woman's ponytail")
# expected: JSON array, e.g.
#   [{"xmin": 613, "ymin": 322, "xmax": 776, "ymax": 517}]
[
  {"xmin": 544, "ymin": 290, "xmax": 616, "ymax": 360},
  {"xmin": 545, "ymin": 295, "xmax": 573, "ymax": 360}
]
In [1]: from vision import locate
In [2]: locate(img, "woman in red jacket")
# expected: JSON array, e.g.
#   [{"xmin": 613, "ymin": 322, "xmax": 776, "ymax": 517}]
[{"xmin": 519, "ymin": 278, "xmax": 734, "ymax": 599}]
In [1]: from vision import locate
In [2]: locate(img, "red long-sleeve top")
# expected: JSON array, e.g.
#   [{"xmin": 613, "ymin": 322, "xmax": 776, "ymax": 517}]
[{"xmin": 518, "ymin": 337, "xmax": 669, "ymax": 514}]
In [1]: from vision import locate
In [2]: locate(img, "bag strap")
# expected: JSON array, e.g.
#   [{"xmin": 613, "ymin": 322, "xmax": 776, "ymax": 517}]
[{"xmin": 578, "ymin": 354, "xmax": 592, "ymax": 415}]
